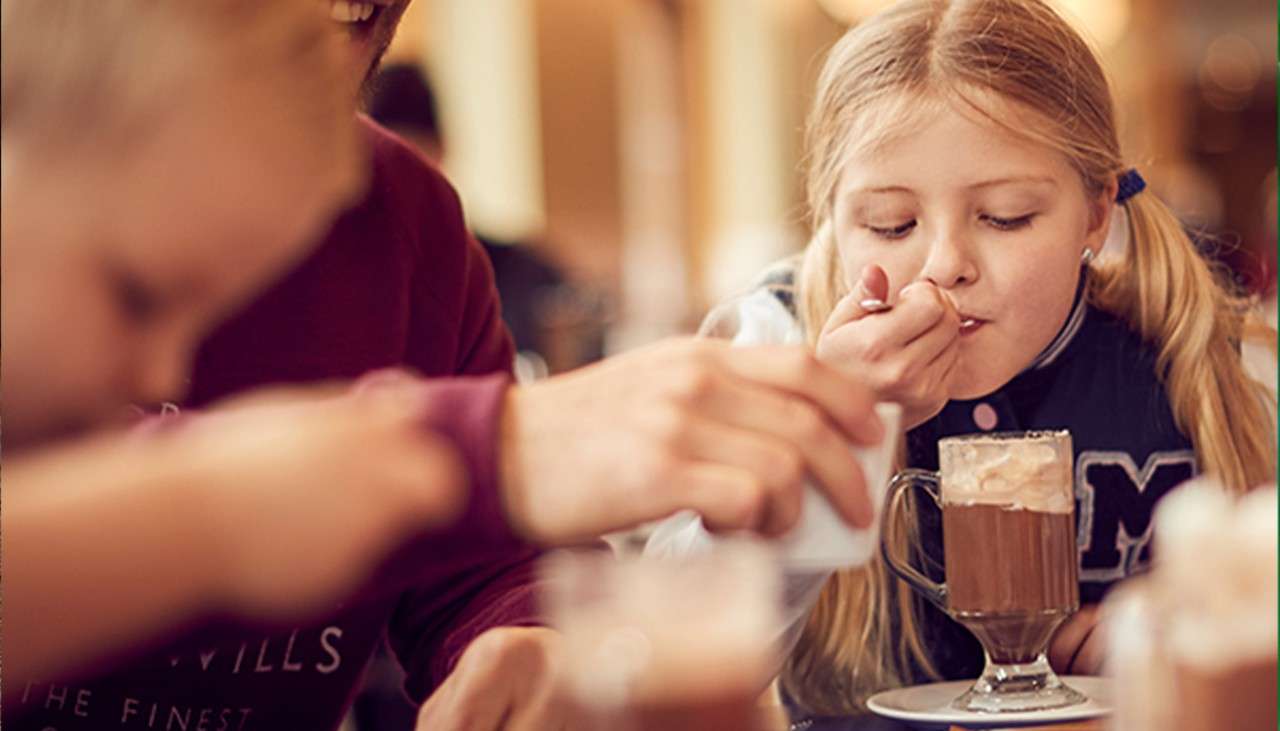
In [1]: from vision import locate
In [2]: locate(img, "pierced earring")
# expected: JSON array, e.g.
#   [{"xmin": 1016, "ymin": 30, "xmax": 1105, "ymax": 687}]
[{"xmin": 1081, "ymin": 248, "xmax": 1095, "ymax": 266}]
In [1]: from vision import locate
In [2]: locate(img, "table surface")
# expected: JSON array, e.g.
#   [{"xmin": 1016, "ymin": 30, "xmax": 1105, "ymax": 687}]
[{"xmin": 795, "ymin": 716, "xmax": 1103, "ymax": 731}]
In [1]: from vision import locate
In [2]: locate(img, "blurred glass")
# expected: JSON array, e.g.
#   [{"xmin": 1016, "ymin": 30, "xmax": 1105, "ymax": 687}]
[
  {"xmin": 541, "ymin": 544, "xmax": 782, "ymax": 731},
  {"xmin": 1105, "ymin": 483, "xmax": 1278, "ymax": 731}
]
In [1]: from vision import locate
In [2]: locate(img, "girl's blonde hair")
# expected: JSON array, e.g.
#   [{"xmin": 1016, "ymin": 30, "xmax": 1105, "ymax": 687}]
[
  {"xmin": 784, "ymin": 0, "xmax": 1277, "ymax": 715},
  {"xmin": 2, "ymin": 0, "xmax": 358, "ymax": 179}
]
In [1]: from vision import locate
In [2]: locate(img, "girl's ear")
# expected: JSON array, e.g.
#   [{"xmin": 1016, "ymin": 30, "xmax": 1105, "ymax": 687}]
[{"xmin": 1084, "ymin": 177, "xmax": 1120, "ymax": 253}]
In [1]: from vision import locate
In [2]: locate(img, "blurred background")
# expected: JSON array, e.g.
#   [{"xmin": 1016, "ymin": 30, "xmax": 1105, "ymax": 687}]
[
  {"xmin": 349, "ymin": 0, "xmax": 1276, "ymax": 727},
  {"xmin": 367, "ymin": 0, "xmax": 1276, "ymax": 380}
]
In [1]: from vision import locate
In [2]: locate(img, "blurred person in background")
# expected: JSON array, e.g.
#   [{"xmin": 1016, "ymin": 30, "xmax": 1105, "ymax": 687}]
[
  {"xmin": 6, "ymin": 1, "xmax": 888, "ymax": 730},
  {"xmin": 368, "ymin": 62, "xmax": 608, "ymax": 379}
]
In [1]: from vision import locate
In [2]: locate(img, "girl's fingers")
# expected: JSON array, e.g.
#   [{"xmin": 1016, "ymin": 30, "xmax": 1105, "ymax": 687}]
[
  {"xmin": 821, "ymin": 264, "xmax": 893, "ymax": 337},
  {"xmin": 896, "ymin": 308, "xmax": 962, "ymax": 372},
  {"xmin": 826, "ymin": 284, "xmax": 955, "ymax": 352},
  {"xmin": 853, "ymin": 263, "xmax": 890, "ymax": 307}
]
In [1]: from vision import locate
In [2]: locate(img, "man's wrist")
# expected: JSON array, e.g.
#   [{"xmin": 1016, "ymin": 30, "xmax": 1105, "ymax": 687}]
[{"xmin": 497, "ymin": 387, "xmax": 533, "ymax": 539}]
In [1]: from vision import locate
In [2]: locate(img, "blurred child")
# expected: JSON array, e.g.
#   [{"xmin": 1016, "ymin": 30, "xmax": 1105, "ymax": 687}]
[
  {"xmin": 0, "ymin": 0, "xmax": 474, "ymax": 690},
  {"xmin": 2, "ymin": 0, "xmax": 362, "ymax": 446}
]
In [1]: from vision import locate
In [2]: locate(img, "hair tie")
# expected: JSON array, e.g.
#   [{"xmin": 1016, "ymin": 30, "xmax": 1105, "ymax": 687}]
[{"xmin": 1116, "ymin": 168, "xmax": 1146, "ymax": 204}]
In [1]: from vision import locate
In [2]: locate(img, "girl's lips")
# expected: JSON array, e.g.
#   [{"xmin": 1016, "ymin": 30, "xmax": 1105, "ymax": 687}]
[{"xmin": 959, "ymin": 317, "xmax": 986, "ymax": 335}]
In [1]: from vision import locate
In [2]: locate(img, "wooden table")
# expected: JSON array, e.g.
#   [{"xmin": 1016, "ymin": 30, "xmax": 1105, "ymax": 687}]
[{"xmin": 950, "ymin": 723, "xmax": 1102, "ymax": 730}]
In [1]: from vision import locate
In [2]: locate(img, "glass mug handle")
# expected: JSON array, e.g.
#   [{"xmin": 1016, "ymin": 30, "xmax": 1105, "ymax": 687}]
[{"xmin": 879, "ymin": 469, "xmax": 948, "ymax": 611}]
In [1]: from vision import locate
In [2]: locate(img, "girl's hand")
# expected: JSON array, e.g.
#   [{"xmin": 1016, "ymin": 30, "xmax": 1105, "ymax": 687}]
[
  {"xmin": 816, "ymin": 264, "xmax": 961, "ymax": 429},
  {"xmin": 1049, "ymin": 604, "xmax": 1106, "ymax": 675}
]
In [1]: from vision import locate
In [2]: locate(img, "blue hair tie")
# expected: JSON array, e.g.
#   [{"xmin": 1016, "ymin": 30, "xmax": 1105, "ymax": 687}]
[{"xmin": 1116, "ymin": 168, "xmax": 1146, "ymax": 204}]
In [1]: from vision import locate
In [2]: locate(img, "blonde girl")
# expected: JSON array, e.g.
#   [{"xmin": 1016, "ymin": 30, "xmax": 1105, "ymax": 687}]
[{"xmin": 730, "ymin": 0, "xmax": 1274, "ymax": 717}]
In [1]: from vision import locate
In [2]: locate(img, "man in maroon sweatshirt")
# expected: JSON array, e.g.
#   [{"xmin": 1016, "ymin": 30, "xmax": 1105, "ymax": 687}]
[{"xmin": 6, "ymin": 3, "xmax": 884, "ymax": 729}]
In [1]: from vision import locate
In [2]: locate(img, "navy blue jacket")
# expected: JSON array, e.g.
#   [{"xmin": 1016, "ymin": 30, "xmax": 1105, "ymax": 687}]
[{"xmin": 758, "ymin": 265, "xmax": 1197, "ymax": 681}]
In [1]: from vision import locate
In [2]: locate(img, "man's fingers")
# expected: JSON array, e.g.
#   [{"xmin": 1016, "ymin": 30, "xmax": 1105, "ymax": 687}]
[
  {"xmin": 714, "ymin": 346, "xmax": 883, "ymax": 448},
  {"xmin": 677, "ymin": 462, "xmax": 772, "ymax": 533},
  {"xmin": 416, "ymin": 655, "xmax": 512, "ymax": 731},
  {"xmin": 683, "ymin": 382, "xmax": 873, "ymax": 529},
  {"xmin": 418, "ymin": 684, "xmax": 510, "ymax": 731},
  {"xmin": 672, "ymin": 419, "xmax": 807, "ymax": 534},
  {"xmin": 505, "ymin": 684, "xmax": 572, "ymax": 731}
]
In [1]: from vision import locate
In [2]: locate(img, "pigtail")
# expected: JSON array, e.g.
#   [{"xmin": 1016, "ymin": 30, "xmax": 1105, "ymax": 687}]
[{"xmin": 1089, "ymin": 194, "xmax": 1277, "ymax": 491}]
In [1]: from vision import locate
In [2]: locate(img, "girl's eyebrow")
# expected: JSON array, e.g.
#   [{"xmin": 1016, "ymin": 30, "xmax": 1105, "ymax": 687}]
[
  {"xmin": 853, "ymin": 185, "xmax": 915, "ymax": 194},
  {"xmin": 968, "ymin": 175, "xmax": 1058, "ymax": 190}
]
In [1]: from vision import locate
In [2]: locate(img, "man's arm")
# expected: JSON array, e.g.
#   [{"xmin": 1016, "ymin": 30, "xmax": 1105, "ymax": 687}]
[{"xmin": 380, "ymin": 141, "xmax": 546, "ymax": 698}]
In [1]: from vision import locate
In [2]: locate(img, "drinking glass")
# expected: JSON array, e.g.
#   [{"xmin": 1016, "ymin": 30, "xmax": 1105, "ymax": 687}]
[
  {"xmin": 541, "ymin": 543, "xmax": 782, "ymax": 730},
  {"xmin": 880, "ymin": 430, "xmax": 1085, "ymax": 712}
]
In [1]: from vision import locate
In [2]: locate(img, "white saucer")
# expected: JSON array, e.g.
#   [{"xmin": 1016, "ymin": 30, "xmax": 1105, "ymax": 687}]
[{"xmin": 866, "ymin": 676, "xmax": 1110, "ymax": 730}]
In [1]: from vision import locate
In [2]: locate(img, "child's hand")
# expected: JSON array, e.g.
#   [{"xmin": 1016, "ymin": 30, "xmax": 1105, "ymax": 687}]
[
  {"xmin": 816, "ymin": 264, "xmax": 961, "ymax": 429},
  {"xmin": 175, "ymin": 384, "xmax": 468, "ymax": 619},
  {"xmin": 1049, "ymin": 604, "xmax": 1106, "ymax": 675}
]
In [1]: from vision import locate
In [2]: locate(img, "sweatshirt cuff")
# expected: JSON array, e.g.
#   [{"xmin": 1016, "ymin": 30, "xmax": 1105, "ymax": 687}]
[{"xmin": 414, "ymin": 372, "xmax": 520, "ymax": 551}]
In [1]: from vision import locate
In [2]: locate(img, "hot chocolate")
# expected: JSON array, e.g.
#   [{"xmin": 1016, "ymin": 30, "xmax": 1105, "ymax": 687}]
[
  {"xmin": 939, "ymin": 431, "xmax": 1078, "ymax": 665},
  {"xmin": 1108, "ymin": 481, "xmax": 1278, "ymax": 731},
  {"xmin": 943, "ymin": 504, "xmax": 1077, "ymax": 663},
  {"xmin": 883, "ymin": 431, "xmax": 1084, "ymax": 712}
]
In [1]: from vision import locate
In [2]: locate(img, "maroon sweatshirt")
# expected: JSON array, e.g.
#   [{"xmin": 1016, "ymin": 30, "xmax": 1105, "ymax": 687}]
[{"xmin": 7, "ymin": 118, "xmax": 542, "ymax": 730}]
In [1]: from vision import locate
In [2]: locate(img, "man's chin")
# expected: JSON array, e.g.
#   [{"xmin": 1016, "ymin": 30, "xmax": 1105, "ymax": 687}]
[{"xmin": 339, "ymin": 5, "xmax": 410, "ymax": 93}]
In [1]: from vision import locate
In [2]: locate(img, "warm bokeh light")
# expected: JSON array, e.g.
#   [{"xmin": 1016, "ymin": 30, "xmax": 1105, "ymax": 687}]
[
  {"xmin": 812, "ymin": 0, "xmax": 896, "ymax": 24},
  {"xmin": 1053, "ymin": 0, "xmax": 1131, "ymax": 48},
  {"xmin": 814, "ymin": 0, "xmax": 1132, "ymax": 48}
]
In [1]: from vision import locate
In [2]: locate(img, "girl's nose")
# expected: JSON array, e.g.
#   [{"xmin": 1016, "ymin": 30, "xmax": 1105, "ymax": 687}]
[{"xmin": 919, "ymin": 230, "xmax": 979, "ymax": 289}]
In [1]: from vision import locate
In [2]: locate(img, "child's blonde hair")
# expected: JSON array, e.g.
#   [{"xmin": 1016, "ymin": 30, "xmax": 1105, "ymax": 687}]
[
  {"xmin": 784, "ymin": 0, "xmax": 1277, "ymax": 714},
  {"xmin": 2, "ymin": 0, "xmax": 358, "ymax": 179}
]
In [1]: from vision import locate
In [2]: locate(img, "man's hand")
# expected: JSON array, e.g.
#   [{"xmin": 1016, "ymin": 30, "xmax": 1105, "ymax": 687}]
[
  {"xmin": 417, "ymin": 628, "xmax": 571, "ymax": 730},
  {"xmin": 417, "ymin": 627, "xmax": 786, "ymax": 731},
  {"xmin": 497, "ymin": 337, "xmax": 885, "ymax": 545}
]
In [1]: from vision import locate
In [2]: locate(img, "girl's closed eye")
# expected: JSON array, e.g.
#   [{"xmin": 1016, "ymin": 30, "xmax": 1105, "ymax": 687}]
[
  {"xmin": 980, "ymin": 212, "xmax": 1037, "ymax": 231},
  {"xmin": 867, "ymin": 219, "xmax": 917, "ymax": 239}
]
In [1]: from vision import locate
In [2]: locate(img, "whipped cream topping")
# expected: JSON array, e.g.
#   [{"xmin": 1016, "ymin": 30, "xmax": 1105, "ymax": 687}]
[
  {"xmin": 1153, "ymin": 479, "xmax": 1278, "ymax": 670},
  {"xmin": 939, "ymin": 431, "xmax": 1073, "ymax": 513}
]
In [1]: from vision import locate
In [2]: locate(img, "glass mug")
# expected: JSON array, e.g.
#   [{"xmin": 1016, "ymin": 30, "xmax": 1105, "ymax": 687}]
[
  {"xmin": 1105, "ymin": 483, "xmax": 1279, "ymax": 731},
  {"xmin": 880, "ymin": 430, "xmax": 1086, "ymax": 713},
  {"xmin": 541, "ymin": 543, "xmax": 782, "ymax": 730}
]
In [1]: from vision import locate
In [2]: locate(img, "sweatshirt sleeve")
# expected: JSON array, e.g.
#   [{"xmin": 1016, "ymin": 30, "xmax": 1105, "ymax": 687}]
[
  {"xmin": 355, "ymin": 373, "xmax": 544, "ymax": 702},
  {"xmin": 365, "ymin": 124, "xmax": 544, "ymax": 700}
]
